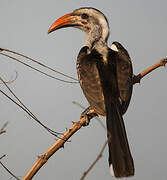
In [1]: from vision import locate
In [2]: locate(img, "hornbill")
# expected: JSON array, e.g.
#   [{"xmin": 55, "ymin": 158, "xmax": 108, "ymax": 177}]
[{"xmin": 48, "ymin": 7, "xmax": 134, "ymax": 178}]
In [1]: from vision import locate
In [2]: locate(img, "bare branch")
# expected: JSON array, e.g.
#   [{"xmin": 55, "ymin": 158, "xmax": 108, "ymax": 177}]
[
  {"xmin": 133, "ymin": 58, "xmax": 167, "ymax": 84},
  {"xmin": 0, "ymin": 52, "xmax": 77, "ymax": 84},
  {"xmin": 0, "ymin": 47, "xmax": 78, "ymax": 82},
  {"xmin": 0, "ymin": 77, "xmax": 62, "ymax": 137},
  {"xmin": 0, "ymin": 155, "xmax": 20, "ymax": 180},
  {"xmin": 22, "ymin": 114, "xmax": 96, "ymax": 180},
  {"xmin": 80, "ymin": 140, "xmax": 108, "ymax": 180}
]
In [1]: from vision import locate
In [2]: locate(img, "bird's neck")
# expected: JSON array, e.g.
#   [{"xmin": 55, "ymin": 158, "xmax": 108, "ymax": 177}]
[{"xmin": 84, "ymin": 28, "xmax": 109, "ymax": 58}]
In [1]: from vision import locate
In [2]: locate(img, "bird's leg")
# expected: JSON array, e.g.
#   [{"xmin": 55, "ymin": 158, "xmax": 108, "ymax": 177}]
[{"xmin": 81, "ymin": 106, "xmax": 98, "ymax": 126}]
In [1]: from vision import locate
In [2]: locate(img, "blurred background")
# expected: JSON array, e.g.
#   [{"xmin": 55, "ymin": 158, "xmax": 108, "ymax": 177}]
[{"xmin": 0, "ymin": 0, "xmax": 167, "ymax": 179}]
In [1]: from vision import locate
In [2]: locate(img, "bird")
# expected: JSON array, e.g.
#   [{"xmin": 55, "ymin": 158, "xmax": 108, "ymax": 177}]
[{"xmin": 48, "ymin": 7, "xmax": 134, "ymax": 178}]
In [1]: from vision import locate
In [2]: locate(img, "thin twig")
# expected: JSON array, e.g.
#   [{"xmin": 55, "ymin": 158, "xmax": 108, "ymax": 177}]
[
  {"xmin": 0, "ymin": 47, "xmax": 78, "ymax": 82},
  {"xmin": 0, "ymin": 77, "xmax": 62, "ymax": 137},
  {"xmin": 0, "ymin": 155, "xmax": 20, "ymax": 180},
  {"xmin": 0, "ymin": 52, "xmax": 77, "ymax": 84},
  {"xmin": 80, "ymin": 140, "xmax": 108, "ymax": 180},
  {"xmin": 0, "ymin": 71, "xmax": 18, "ymax": 85},
  {"xmin": 133, "ymin": 58, "xmax": 167, "ymax": 84},
  {"xmin": 22, "ymin": 114, "xmax": 96, "ymax": 180},
  {"xmin": 0, "ymin": 122, "xmax": 8, "ymax": 136},
  {"xmin": 0, "ymin": 155, "xmax": 6, "ymax": 160},
  {"xmin": 0, "ymin": 122, "xmax": 8, "ymax": 132},
  {"xmin": 0, "ymin": 162, "xmax": 20, "ymax": 180}
]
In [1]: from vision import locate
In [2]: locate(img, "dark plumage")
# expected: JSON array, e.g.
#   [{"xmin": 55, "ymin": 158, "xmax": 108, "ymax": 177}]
[{"xmin": 112, "ymin": 41, "xmax": 133, "ymax": 115}]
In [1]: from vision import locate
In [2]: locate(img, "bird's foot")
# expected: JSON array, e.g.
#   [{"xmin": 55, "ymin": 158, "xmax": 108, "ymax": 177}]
[{"xmin": 80, "ymin": 107, "xmax": 98, "ymax": 126}]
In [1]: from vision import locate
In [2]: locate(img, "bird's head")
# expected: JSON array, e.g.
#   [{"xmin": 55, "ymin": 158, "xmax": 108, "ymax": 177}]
[{"xmin": 48, "ymin": 7, "xmax": 110, "ymax": 48}]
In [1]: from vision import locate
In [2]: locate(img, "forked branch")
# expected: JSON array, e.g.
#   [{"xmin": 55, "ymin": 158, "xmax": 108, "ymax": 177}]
[{"xmin": 80, "ymin": 140, "xmax": 108, "ymax": 180}]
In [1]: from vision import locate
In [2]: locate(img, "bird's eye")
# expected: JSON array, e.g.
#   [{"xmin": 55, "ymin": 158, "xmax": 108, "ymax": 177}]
[{"xmin": 81, "ymin": 13, "xmax": 89, "ymax": 19}]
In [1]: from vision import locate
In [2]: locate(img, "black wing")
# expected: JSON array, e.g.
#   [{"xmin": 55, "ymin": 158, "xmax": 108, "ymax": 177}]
[
  {"xmin": 111, "ymin": 41, "xmax": 133, "ymax": 115},
  {"xmin": 77, "ymin": 46, "xmax": 106, "ymax": 116}
]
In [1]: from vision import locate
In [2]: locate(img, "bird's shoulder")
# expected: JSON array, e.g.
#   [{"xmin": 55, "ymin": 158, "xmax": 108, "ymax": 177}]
[{"xmin": 109, "ymin": 42, "xmax": 132, "ymax": 71}]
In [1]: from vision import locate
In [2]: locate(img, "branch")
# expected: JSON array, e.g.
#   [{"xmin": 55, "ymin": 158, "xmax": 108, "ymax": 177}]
[
  {"xmin": 0, "ymin": 155, "xmax": 20, "ymax": 180},
  {"xmin": 80, "ymin": 140, "xmax": 108, "ymax": 180},
  {"xmin": 0, "ymin": 47, "xmax": 78, "ymax": 81},
  {"xmin": 22, "ymin": 114, "xmax": 96, "ymax": 180},
  {"xmin": 0, "ymin": 77, "xmax": 62, "ymax": 137},
  {"xmin": 0, "ymin": 49, "xmax": 78, "ymax": 84},
  {"xmin": 133, "ymin": 58, "xmax": 167, "ymax": 84}
]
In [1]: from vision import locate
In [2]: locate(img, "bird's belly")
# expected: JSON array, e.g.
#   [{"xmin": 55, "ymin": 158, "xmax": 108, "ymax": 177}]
[
  {"xmin": 81, "ymin": 81, "xmax": 106, "ymax": 116},
  {"xmin": 77, "ymin": 62, "xmax": 106, "ymax": 116}
]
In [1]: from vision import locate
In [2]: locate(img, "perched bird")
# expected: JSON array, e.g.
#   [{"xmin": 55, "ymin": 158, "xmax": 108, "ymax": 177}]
[{"xmin": 48, "ymin": 7, "xmax": 134, "ymax": 178}]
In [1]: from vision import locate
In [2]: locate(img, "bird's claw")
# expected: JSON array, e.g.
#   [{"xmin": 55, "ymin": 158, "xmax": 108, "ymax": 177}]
[
  {"xmin": 80, "ymin": 107, "xmax": 98, "ymax": 126},
  {"xmin": 81, "ymin": 113, "xmax": 91, "ymax": 126}
]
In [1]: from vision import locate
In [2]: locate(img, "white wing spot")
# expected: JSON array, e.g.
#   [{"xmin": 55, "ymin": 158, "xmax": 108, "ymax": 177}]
[
  {"xmin": 109, "ymin": 164, "xmax": 115, "ymax": 177},
  {"xmin": 110, "ymin": 44, "xmax": 119, "ymax": 52}
]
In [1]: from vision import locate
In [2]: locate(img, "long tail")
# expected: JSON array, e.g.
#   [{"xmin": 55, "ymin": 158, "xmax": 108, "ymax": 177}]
[{"xmin": 106, "ymin": 102, "xmax": 134, "ymax": 178}]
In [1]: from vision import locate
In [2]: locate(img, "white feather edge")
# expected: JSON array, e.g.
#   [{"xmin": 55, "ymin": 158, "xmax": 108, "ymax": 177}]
[
  {"xmin": 110, "ymin": 44, "xmax": 119, "ymax": 52},
  {"xmin": 109, "ymin": 164, "xmax": 115, "ymax": 177}
]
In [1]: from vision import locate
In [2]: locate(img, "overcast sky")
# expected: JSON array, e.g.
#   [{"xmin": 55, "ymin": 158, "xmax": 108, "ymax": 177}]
[{"xmin": 0, "ymin": 0, "xmax": 167, "ymax": 180}]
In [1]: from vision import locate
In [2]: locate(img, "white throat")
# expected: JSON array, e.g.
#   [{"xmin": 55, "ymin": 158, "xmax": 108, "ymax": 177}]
[{"xmin": 83, "ymin": 10, "xmax": 110, "ymax": 58}]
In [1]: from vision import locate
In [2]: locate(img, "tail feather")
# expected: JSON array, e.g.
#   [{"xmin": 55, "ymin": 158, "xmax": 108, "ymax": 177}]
[{"xmin": 106, "ymin": 102, "xmax": 134, "ymax": 178}]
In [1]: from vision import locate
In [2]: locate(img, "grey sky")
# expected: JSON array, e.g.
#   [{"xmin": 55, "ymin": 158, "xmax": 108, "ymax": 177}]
[{"xmin": 0, "ymin": 0, "xmax": 167, "ymax": 179}]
